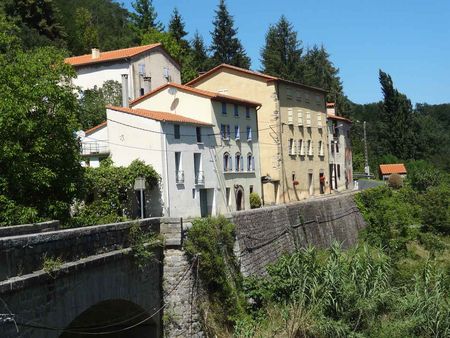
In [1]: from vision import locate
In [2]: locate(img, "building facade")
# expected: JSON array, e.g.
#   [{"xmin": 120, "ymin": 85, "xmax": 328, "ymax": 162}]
[
  {"xmin": 186, "ymin": 64, "xmax": 330, "ymax": 204},
  {"xmin": 130, "ymin": 82, "xmax": 262, "ymax": 213},
  {"xmin": 81, "ymin": 106, "xmax": 217, "ymax": 219},
  {"xmin": 65, "ymin": 44, "xmax": 181, "ymax": 100},
  {"xmin": 327, "ymin": 103, "xmax": 353, "ymax": 191}
]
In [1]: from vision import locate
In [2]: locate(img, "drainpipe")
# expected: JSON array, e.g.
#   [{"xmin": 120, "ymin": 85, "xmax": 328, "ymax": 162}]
[{"xmin": 275, "ymin": 83, "xmax": 286, "ymax": 204}]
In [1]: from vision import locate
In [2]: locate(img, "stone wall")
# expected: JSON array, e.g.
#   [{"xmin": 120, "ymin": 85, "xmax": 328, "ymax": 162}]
[
  {"xmin": 231, "ymin": 193, "xmax": 366, "ymax": 276},
  {"xmin": 0, "ymin": 220, "xmax": 59, "ymax": 237}
]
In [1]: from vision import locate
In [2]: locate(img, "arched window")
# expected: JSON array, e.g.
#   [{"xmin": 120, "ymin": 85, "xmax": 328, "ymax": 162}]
[
  {"xmin": 235, "ymin": 152, "xmax": 243, "ymax": 172},
  {"xmin": 247, "ymin": 153, "xmax": 254, "ymax": 171},
  {"xmin": 223, "ymin": 152, "xmax": 231, "ymax": 172}
]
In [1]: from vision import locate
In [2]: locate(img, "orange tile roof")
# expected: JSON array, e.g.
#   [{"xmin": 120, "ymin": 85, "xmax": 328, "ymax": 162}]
[
  {"xmin": 107, "ymin": 106, "xmax": 213, "ymax": 126},
  {"xmin": 379, "ymin": 164, "xmax": 407, "ymax": 175},
  {"xmin": 85, "ymin": 121, "xmax": 107, "ymax": 135},
  {"xmin": 327, "ymin": 114, "xmax": 352, "ymax": 124},
  {"xmin": 130, "ymin": 82, "xmax": 261, "ymax": 107},
  {"xmin": 186, "ymin": 63, "xmax": 327, "ymax": 93},
  {"xmin": 65, "ymin": 44, "xmax": 163, "ymax": 67},
  {"xmin": 326, "ymin": 102, "xmax": 335, "ymax": 107}
]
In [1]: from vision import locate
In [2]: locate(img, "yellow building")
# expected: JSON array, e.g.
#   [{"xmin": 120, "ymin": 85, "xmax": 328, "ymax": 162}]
[{"xmin": 187, "ymin": 64, "xmax": 330, "ymax": 205}]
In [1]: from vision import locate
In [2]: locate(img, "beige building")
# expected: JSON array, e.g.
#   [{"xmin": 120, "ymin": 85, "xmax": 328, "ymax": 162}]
[
  {"xmin": 129, "ymin": 82, "xmax": 262, "ymax": 213},
  {"xmin": 187, "ymin": 64, "xmax": 330, "ymax": 204}
]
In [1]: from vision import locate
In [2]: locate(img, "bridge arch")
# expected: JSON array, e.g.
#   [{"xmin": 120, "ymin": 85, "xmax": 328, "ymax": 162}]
[{"xmin": 60, "ymin": 299, "xmax": 158, "ymax": 338}]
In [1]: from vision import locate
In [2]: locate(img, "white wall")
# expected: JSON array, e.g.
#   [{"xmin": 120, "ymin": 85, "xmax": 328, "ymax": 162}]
[
  {"xmin": 161, "ymin": 123, "xmax": 218, "ymax": 218},
  {"xmin": 80, "ymin": 126, "xmax": 109, "ymax": 168}
]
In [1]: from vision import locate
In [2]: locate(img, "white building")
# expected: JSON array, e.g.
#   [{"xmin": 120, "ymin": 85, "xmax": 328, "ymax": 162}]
[
  {"xmin": 327, "ymin": 103, "xmax": 353, "ymax": 191},
  {"xmin": 82, "ymin": 105, "xmax": 217, "ymax": 218},
  {"xmin": 65, "ymin": 44, "xmax": 181, "ymax": 100},
  {"xmin": 130, "ymin": 82, "xmax": 262, "ymax": 213}
]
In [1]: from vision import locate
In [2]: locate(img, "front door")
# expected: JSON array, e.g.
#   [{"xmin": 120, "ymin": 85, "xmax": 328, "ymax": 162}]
[
  {"xmin": 235, "ymin": 187, "xmax": 244, "ymax": 211},
  {"xmin": 308, "ymin": 173, "xmax": 313, "ymax": 196},
  {"xmin": 199, "ymin": 189, "xmax": 208, "ymax": 217}
]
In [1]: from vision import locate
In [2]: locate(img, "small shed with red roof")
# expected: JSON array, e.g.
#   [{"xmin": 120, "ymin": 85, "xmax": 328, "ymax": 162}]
[{"xmin": 379, "ymin": 163, "xmax": 407, "ymax": 180}]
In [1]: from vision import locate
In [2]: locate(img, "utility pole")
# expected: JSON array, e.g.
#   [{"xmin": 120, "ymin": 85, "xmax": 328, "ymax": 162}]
[{"xmin": 363, "ymin": 121, "xmax": 370, "ymax": 178}]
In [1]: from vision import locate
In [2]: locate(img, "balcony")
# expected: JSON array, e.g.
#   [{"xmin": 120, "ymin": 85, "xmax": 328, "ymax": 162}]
[
  {"xmin": 175, "ymin": 170, "xmax": 184, "ymax": 184},
  {"xmin": 81, "ymin": 142, "xmax": 109, "ymax": 156},
  {"xmin": 195, "ymin": 171, "xmax": 205, "ymax": 185}
]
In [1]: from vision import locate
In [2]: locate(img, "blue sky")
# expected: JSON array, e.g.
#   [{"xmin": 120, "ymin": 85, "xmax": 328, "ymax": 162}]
[{"xmin": 122, "ymin": 0, "xmax": 450, "ymax": 105}]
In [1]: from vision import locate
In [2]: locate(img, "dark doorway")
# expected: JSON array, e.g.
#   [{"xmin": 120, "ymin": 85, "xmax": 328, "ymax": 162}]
[
  {"xmin": 235, "ymin": 186, "xmax": 244, "ymax": 211},
  {"xmin": 200, "ymin": 189, "xmax": 208, "ymax": 217},
  {"xmin": 319, "ymin": 173, "xmax": 325, "ymax": 194}
]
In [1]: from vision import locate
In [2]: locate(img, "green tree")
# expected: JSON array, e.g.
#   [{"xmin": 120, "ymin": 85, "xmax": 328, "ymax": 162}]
[
  {"xmin": 0, "ymin": 42, "xmax": 83, "ymax": 223},
  {"xmin": 78, "ymin": 80, "xmax": 122, "ymax": 130},
  {"xmin": 131, "ymin": 0, "xmax": 163, "ymax": 36},
  {"xmin": 168, "ymin": 7, "xmax": 187, "ymax": 44},
  {"xmin": 73, "ymin": 7, "xmax": 99, "ymax": 54},
  {"xmin": 5, "ymin": 0, "xmax": 67, "ymax": 49},
  {"xmin": 260, "ymin": 15, "xmax": 303, "ymax": 82},
  {"xmin": 379, "ymin": 70, "xmax": 415, "ymax": 160},
  {"xmin": 191, "ymin": 31, "xmax": 210, "ymax": 74},
  {"xmin": 210, "ymin": 0, "xmax": 250, "ymax": 69}
]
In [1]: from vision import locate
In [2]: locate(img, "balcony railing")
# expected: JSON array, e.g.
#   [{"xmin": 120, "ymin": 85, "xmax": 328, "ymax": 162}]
[
  {"xmin": 81, "ymin": 142, "xmax": 109, "ymax": 156},
  {"xmin": 195, "ymin": 171, "xmax": 205, "ymax": 185},
  {"xmin": 176, "ymin": 170, "xmax": 184, "ymax": 184}
]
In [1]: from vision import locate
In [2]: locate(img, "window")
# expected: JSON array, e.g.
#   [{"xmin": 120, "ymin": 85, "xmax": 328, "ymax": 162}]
[
  {"xmin": 292, "ymin": 172, "xmax": 296, "ymax": 181},
  {"xmin": 223, "ymin": 152, "xmax": 231, "ymax": 172},
  {"xmin": 194, "ymin": 153, "xmax": 203, "ymax": 184},
  {"xmin": 315, "ymin": 95, "xmax": 321, "ymax": 106},
  {"xmin": 299, "ymin": 139, "xmax": 305, "ymax": 156},
  {"xmin": 196, "ymin": 127, "xmax": 202, "ymax": 143},
  {"xmin": 337, "ymin": 164, "xmax": 341, "ymax": 179},
  {"xmin": 234, "ymin": 104, "xmax": 239, "ymax": 117},
  {"xmin": 298, "ymin": 110, "xmax": 303, "ymax": 126},
  {"xmin": 246, "ymin": 106, "xmax": 250, "ymax": 118},
  {"xmin": 250, "ymin": 185, "xmax": 254, "ymax": 194},
  {"xmin": 306, "ymin": 111, "xmax": 311, "ymax": 127},
  {"xmin": 234, "ymin": 125, "xmax": 240, "ymax": 140},
  {"xmin": 287, "ymin": 108, "xmax": 293, "ymax": 125},
  {"xmin": 175, "ymin": 152, "xmax": 183, "ymax": 183},
  {"xmin": 336, "ymin": 141, "xmax": 339, "ymax": 153},
  {"xmin": 305, "ymin": 93, "xmax": 310, "ymax": 103},
  {"xmin": 296, "ymin": 91, "xmax": 302, "ymax": 102},
  {"xmin": 317, "ymin": 113, "xmax": 323, "ymax": 128},
  {"xmin": 247, "ymin": 153, "xmax": 255, "ymax": 171},
  {"xmin": 307, "ymin": 140, "xmax": 313, "ymax": 156},
  {"xmin": 246, "ymin": 126, "xmax": 252, "ymax": 141},
  {"xmin": 140, "ymin": 88, "xmax": 144, "ymax": 96},
  {"xmin": 138, "ymin": 63, "xmax": 146, "ymax": 75},
  {"xmin": 319, "ymin": 140, "xmax": 324, "ymax": 156},
  {"xmin": 235, "ymin": 152, "xmax": 243, "ymax": 172},
  {"xmin": 287, "ymin": 87, "xmax": 293, "ymax": 100},
  {"xmin": 174, "ymin": 124, "xmax": 180, "ymax": 139},
  {"xmin": 222, "ymin": 102, "xmax": 227, "ymax": 114},
  {"xmin": 221, "ymin": 124, "xmax": 230, "ymax": 140},
  {"xmin": 288, "ymin": 138, "xmax": 295, "ymax": 156}
]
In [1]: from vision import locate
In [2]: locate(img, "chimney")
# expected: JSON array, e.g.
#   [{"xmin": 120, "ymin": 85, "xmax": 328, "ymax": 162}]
[
  {"xmin": 91, "ymin": 48, "xmax": 100, "ymax": 59},
  {"xmin": 121, "ymin": 74, "xmax": 129, "ymax": 108},
  {"xmin": 326, "ymin": 102, "xmax": 336, "ymax": 116}
]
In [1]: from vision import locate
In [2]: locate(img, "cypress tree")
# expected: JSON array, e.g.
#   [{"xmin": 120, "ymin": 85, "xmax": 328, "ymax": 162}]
[
  {"xmin": 261, "ymin": 15, "xmax": 303, "ymax": 81},
  {"xmin": 210, "ymin": 0, "xmax": 250, "ymax": 69},
  {"xmin": 379, "ymin": 70, "xmax": 415, "ymax": 159}
]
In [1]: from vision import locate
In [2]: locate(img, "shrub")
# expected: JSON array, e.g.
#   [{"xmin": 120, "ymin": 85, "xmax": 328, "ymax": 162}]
[
  {"xmin": 388, "ymin": 173, "xmax": 403, "ymax": 189},
  {"xmin": 249, "ymin": 192, "xmax": 262, "ymax": 209}
]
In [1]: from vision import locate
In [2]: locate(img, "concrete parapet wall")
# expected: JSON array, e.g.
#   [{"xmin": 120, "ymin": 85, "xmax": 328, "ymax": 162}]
[
  {"xmin": 0, "ymin": 220, "xmax": 60, "ymax": 238},
  {"xmin": 0, "ymin": 218, "xmax": 160, "ymax": 281},
  {"xmin": 232, "ymin": 193, "xmax": 366, "ymax": 276}
]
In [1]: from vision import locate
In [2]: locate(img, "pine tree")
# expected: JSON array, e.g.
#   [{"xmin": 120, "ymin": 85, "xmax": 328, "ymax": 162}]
[
  {"xmin": 191, "ymin": 31, "xmax": 210, "ymax": 73},
  {"xmin": 378, "ymin": 70, "xmax": 415, "ymax": 159},
  {"xmin": 210, "ymin": 0, "xmax": 250, "ymax": 69},
  {"xmin": 302, "ymin": 45, "xmax": 347, "ymax": 112},
  {"xmin": 168, "ymin": 8, "xmax": 187, "ymax": 43},
  {"xmin": 131, "ymin": 0, "xmax": 163, "ymax": 35},
  {"xmin": 261, "ymin": 15, "xmax": 302, "ymax": 82}
]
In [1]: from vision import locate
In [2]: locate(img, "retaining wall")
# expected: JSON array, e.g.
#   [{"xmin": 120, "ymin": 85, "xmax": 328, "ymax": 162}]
[{"xmin": 231, "ymin": 193, "xmax": 366, "ymax": 276}]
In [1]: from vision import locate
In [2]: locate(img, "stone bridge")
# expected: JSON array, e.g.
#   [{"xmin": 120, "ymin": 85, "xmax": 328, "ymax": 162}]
[{"xmin": 0, "ymin": 218, "xmax": 202, "ymax": 338}]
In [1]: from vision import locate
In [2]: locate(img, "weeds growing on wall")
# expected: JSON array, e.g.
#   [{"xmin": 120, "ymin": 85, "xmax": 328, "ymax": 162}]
[
  {"xmin": 184, "ymin": 216, "xmax": 247, "ymax": 335},
  {"xmin": 129, "ymin": 222, "xmax": 162, "ymax": 270},
  {"xmin": 42, "ymin": 254, "xmax": 63, "ymax": 278}
]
